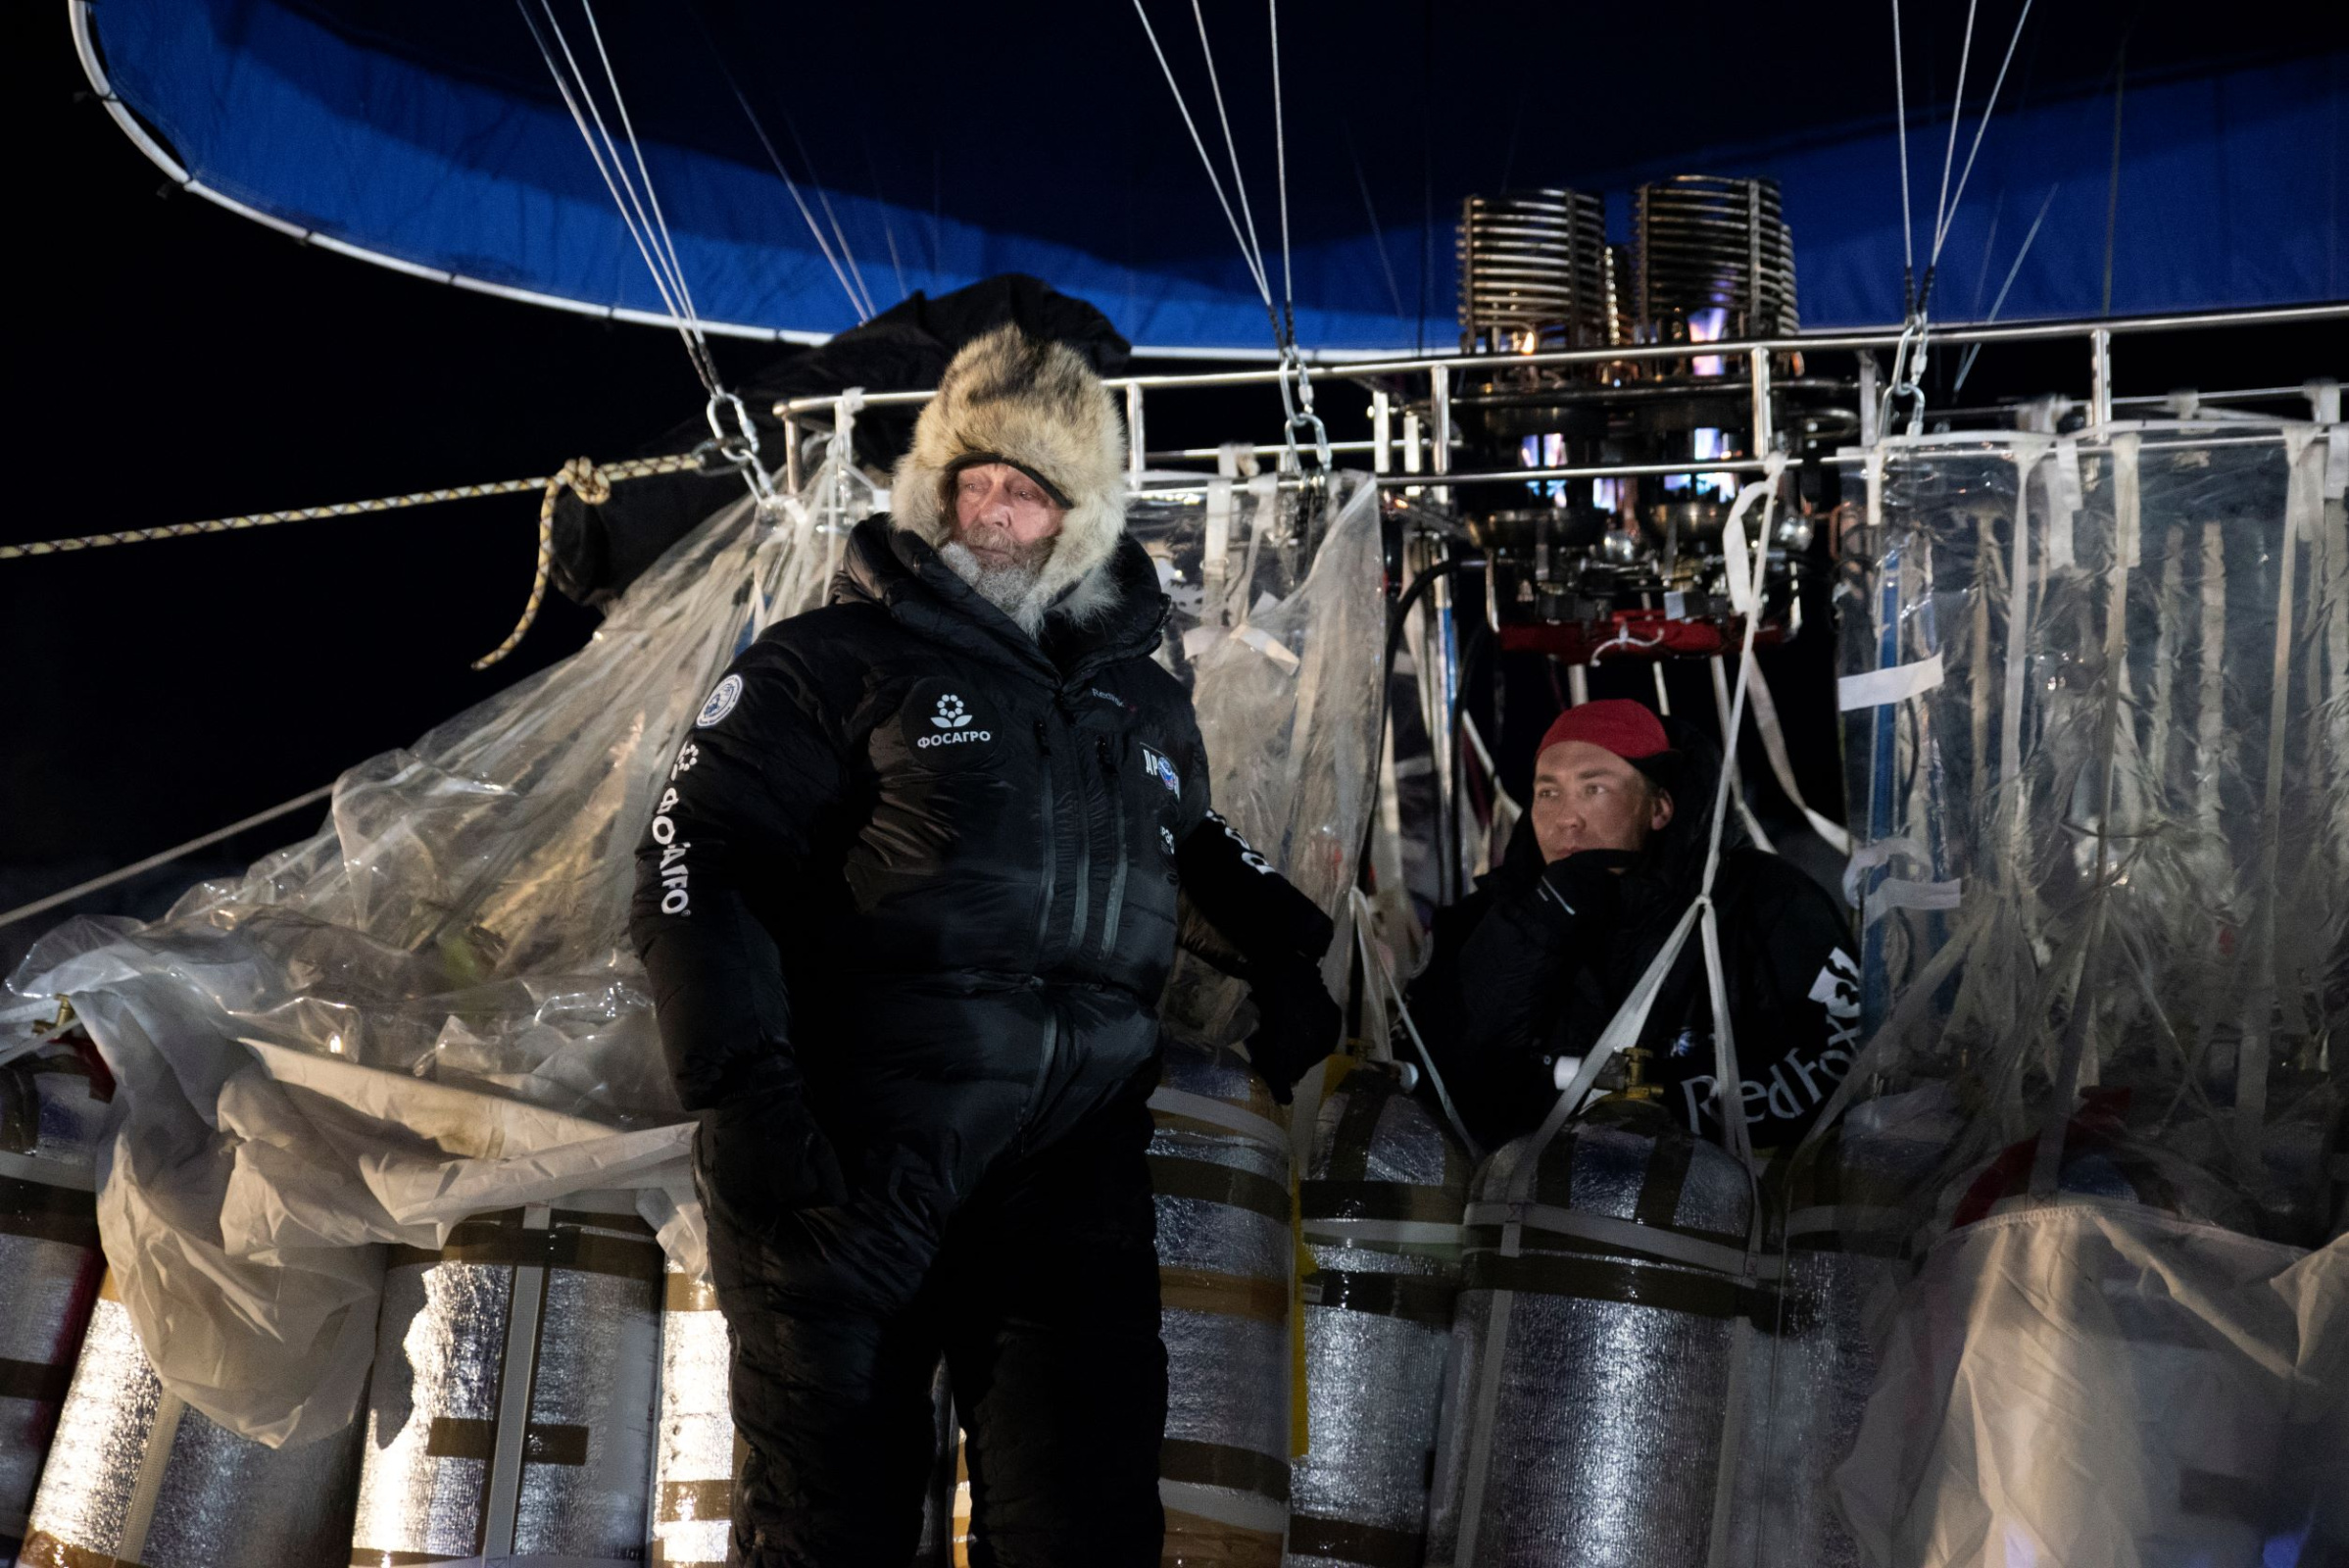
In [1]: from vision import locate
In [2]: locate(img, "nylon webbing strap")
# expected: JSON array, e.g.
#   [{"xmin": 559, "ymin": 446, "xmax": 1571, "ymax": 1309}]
[
  {"xmin": 1460, "ymin": 1251, "xmax": 1760, "ymax": 1319},
  {"xmin": 1158, "ymin": 1266, "xmax": 1288, "ymax": 1323},
  {"xmin": 1287, "ymin": 1511, "xmax": 1425, "ymax": 1568},
  {"xmin": 1159, "ymin": 1438, "xmax": 1291, "ymax": 1503},
  {"xmin": 1300, "ymin": 1267, "xmax": 1458, "ymax": 1325},
  {"xmin": 1148, "ymin": 1088, "xmax": 1288, "ymax": 1154},
  {"xmin": 1298, "ymin": 1180, "xmax": 1464, "ymax": 1226},
  {"xmin": 1149, "ymin": 1154, "xmax": 1293, "ymax": 1224},
  {"xmin": 0, "ymin": 1175, "xmax": 100, "ymax": 1246},
  {"xmin": 1461, "ymin": 1201, "xmax": 1771, "ymax": 1279}
]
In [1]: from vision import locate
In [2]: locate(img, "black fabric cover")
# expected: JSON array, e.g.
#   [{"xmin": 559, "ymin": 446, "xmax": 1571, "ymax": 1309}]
[
  {"xmin": 1406, "ymin": 717, "xmax": 1861, "ymax": 1156},
  {"xmin": 629, "ymin": 512, "xmax": 1313, "ymax": 1563},
  {"xmin": 552, "ymin": 273, "xmax": 1130, "ymax": 605}
]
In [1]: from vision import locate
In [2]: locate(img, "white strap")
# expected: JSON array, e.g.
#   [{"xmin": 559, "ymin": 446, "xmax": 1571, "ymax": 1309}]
[
  {"xmin": 1742, "ymin": 653, "xmax": 1852, "ymax": 854},
  {"xmin": 1836, "ymin": 652, "xmax": 1945, "ymax": 710},
  {"xmin": 1301, "ymin": 1217, "xmax": 1465, "ymax": 1249},
  {"xmin": 1462, "ymin": 1200, "xmax": 1778, "ymax": 1279},
  {"xmin": 0, "ymin": 1147, "xmax": 98, "ymax": 1191},
  {"xmin": 1147, "ymin": 1088, "xmax": 1288, "ymax": 1154}
]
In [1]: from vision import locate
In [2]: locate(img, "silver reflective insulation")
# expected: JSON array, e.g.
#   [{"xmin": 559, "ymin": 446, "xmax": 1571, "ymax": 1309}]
[
  {"xmin": 1150, "ymin": 1040, "xmax": 1293, "ymax": 1567},
  {"xmin": 1287, "ymin": 1065, "xmax": 1467, "ymax": 1568},
  {"xmin": 21, "ymin": 1290, "xmax": 363, "ymax": 1567},
  {"xmin": 1426, "ymin": 1102, "xmax": 1753, "ymax": 1568},
  {"xmin": 349, "ymin": 1199, "xmax": 661, "ymax": 1565},
  {"xmin": 1, "ymin": 1045, "xmax": 110, "ymax": 1549},
  {"xmin": 654, "ymin": 1259, "xmax": 736, "ymax": 1568},
  {"xmin": 1729, "ymin": 1102, "xmax": 1950, "ymax": 1568}
]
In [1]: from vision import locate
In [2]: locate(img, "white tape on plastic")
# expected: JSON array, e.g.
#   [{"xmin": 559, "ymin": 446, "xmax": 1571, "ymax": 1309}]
[
  {"xmin": 2046, "ymin": 438, "xmax": 2083, "ymax": 570},
  {"xmin": 1233, "ymin": 624, "xmax": 1301, "ymax": 671},
  {"xmin": 1840, "ymin": 834, "xmax": 1927, "ymax": 908},
  {"xmin": 1836, "ymin": 652, "xmax": 1945, "ymax": 710},
  {"xmin": 2325, "ymin": 426, "xmax": 2347, "ymax": 503},
  {"xmin": 1864, "ymin": 876, "xmax": 1965, "ymax": 927}
]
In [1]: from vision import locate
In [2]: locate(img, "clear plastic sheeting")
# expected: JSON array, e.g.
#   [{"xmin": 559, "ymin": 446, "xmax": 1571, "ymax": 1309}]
[
  {"xmin": 4, "ymin": 456, "xmax": 1384, "ymax": 1452},
  {"xmin": 1133, "ymin": 475, "xmax": 1388, "ymax": 1035},
  {"xmin": 1831, "ymin": 423, "xmax": 2347, "ymax": 1233},
  {"xmin": 1797, "ymin": 421, "xmax": 2349, "ymax": 1568}
]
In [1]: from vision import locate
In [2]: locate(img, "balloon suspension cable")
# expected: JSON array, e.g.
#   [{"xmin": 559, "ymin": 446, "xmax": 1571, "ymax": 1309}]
[{"xmin": 1889, "ymin": 0, "xmax": 1915, "ymax": 316}]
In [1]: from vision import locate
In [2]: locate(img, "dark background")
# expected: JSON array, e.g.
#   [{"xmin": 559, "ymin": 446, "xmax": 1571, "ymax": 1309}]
[{"xmin": 4, "ymin": 6, "xmax": 2342, "ymax": 975}]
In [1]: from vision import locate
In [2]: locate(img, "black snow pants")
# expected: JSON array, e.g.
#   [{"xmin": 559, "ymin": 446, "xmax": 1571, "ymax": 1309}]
[{"xmin": 705, "ymin": 1076, "xmax": 1167, "ymax": 1568}]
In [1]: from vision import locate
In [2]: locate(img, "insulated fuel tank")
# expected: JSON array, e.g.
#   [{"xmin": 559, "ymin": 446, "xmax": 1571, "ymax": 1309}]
[
  {"xmin": 18, "ymin": 1273, "xmax": 365, "ymax": 1568},
  {"xmin": 1425, "ymin": 1097, "xmax": 1756, "ymax": 1567},
  {"xmin": 1150, "ymin": 1038, "xmax": 1295, "ymax": 1568},
  {"xmin": 651, "ymin": 1254, "xmax": 962, "ymax": 1568},
  {"xmin": 348, "ymin": 1196, "xmax": 663, "ymax": 1565},
  {"xmin": 1287, "ymin": 1060, "xmax": 1468, "ymax": 1568},
  {"xmin": 0, "ymin": 1038, "xmax": 111, "ymax": 1556}
]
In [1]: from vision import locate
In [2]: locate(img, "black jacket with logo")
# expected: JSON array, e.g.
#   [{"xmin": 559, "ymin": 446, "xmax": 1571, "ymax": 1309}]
[
  {"xmin": 1408, "ymin": 726, "xmax": 1860, "ymax": 1156},
  {"xmin": 628, "ymin": 514, "xmax": 1327, "ymax": 1202}
]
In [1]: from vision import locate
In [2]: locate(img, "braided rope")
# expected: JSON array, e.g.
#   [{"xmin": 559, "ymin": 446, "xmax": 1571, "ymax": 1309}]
[
  {"xmin": 472, "ymin": 456, "xmax": 617, "ymax": 669},
  {"xmin": 0, "ymin": 452, "xmax": 701, "ymax": 563}
]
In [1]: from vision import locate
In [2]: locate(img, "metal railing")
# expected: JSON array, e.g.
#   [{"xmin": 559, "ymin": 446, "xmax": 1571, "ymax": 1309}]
[{"xmin": 774, "ymin": 301, "xmax": 2347, "ymax": 497}]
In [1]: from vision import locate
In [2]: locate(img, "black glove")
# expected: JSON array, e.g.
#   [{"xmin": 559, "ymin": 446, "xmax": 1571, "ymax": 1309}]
[
  {"xmin": 1243, "ymin": 956, "xmax": 1344, "ymax": 1104},
  {"xmin": 1536, "ymin": 848, "xmax": 1640, "ymax": 924},
  {"xmin": 694, "ymin": 1082, "xmax": 848, "ymax": 1231}
]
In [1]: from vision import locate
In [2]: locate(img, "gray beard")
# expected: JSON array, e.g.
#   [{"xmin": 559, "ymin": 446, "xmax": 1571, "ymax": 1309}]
[{"xmin": 939, "ymin": 540, "xmax": 1045, "ymax": 629}]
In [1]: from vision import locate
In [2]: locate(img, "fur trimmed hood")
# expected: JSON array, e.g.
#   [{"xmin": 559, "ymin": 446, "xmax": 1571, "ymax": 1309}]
[{"xmin": 889, "ymin": 325, "xmax": 1128, "ymax": 633}]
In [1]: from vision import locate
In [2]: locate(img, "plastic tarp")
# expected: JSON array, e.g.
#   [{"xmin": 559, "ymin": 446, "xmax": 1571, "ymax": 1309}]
[
  {"xmin": 7, "ymin": 454, "xmax": 1388, "ymax": 1446},
  {"xmin": 1789, "ymin": 420, "xmax": 2349, "ymax": 1566}
]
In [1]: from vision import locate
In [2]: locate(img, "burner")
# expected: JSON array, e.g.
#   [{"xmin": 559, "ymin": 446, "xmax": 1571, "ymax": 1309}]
[{"xmin": 1457, "ymin": 189, "xmax": 1612, "ymax": 354}]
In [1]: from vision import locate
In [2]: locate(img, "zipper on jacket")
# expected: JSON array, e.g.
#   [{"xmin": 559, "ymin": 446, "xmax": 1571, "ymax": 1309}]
[
  {"xmin": 1060, "ymin": 710, "xmax": 1091, "ymax": 957},
  {"xmin": 1016, "ymin": 992, "xmax": 1060, "ymax": 1146},
  {"xmin": 1096, "ymin": 735, "xmax": 1128, "ymax": 958},
  {"xmin": 1031, "ymin": 718, "xmax": 1058, "ymax": 964}
]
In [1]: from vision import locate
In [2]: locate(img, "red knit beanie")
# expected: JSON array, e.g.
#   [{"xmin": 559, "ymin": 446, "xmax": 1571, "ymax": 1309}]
[{"xmin": 1537, "ymin": 699, "xmax": 1674, "ymax": 762}]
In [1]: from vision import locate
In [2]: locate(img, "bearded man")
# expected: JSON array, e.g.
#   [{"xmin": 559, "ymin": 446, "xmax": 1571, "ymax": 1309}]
[{"xmin": 630, "ymin": 327, "xmax": 1341, "ymax": 1567}]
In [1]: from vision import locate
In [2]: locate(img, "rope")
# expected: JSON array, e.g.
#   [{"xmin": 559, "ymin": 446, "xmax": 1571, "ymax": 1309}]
[
  {"xmin": 1932, "ymin": 0, "xmax": 1982, "ymax": 272},
  {"xmin": 0, "ymin": 453, "xmax": 699, "ymax": 564},
  {"xmin": 0, "ymin": 782, "xmax": 335, "ymax": 931},
  {"xmin": 473, "ymin": 456, "xmax": 612, "ymax": 670},
  {"xmin": 1130, "ymin": 0, "xmax": 1275, "ymax": 316},
  {"xmin": 1890, "ymin": 0, "xmax": 1915, "ymax": 310},
  {"xmin": 1930, "ymin": 0, "xmax": 2036, "ymax": 267}
]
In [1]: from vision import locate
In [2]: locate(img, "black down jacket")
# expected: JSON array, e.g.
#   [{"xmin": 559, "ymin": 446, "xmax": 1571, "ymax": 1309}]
[
  {"xmin": 628, "ymin": 515, "xmax": 1330, "ymax": 1201},
  {"xmin": 1409, "ymin": 721, "xmax": 1860, "ymax": 1156}
]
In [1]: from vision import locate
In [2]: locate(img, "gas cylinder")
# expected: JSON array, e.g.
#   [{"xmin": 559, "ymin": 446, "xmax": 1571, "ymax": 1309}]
[
  {"xmin": 347, "ymin": 1194, "xmax": 662, "ymax": 1565},
  {"xmin": 18, "ymin": 1271, "xmax": 365, "ymax": 1568},
  {"xmin": 0, "ymin": 1033, "xmax": 111, "ymax": 1558},
  {"xmin": 650, "ymin": 1253, "xmax": 961, "ymax": 1568},
  {"xmin": 1287, "ymin": 1059, "xmax": 1468, "ymax": 1568},
  {"xmin": 1425, "ymin": 1093, "xmax": 1756, "ymax": 1567},
  {"xmin": 1150, "ymin": 1036, "xmax": 1295, "ymax": 1568},
  {"xmin": 1727, "ymin": 1085, "xmax": 1955, "ymax": 1568}
]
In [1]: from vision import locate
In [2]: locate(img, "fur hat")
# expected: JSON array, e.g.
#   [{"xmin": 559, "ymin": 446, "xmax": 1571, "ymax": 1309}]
[{"xmin": 890, "ymin": 325, "xmax": 1128, "ymax": 632}]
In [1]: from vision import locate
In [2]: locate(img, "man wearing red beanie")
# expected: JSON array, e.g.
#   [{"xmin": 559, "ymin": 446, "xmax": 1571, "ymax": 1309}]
[{"xmin": 1407, "ymin": 699, "xmax": 1858, "ymax": 1154}]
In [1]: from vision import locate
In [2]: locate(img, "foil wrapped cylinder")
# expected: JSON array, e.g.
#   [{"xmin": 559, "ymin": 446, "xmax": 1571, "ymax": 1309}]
[
  {"xmin": 1150, "ymin": 1038, "xmax": 1295, "ymax": 1568},
  {"xmin": 1288, "ymin": 1060, "xmax": 1468, "ymax": 1568},
  {"xmin": 1727, "ymin": 1088, "xmax": 1956, "ymax": 1568},
  {"xmin": 18, "ymin": 1275, "xmax": 364, "ymax": 1567},
  {"xmin": 350, "ymin": 1197, "xmax": 662, "ymax": 1565},
  {"xmin": 1426, "ymin": 1097, "xmax": 1756, "ymax": 1568},
  {"xmin": 650, "ymin": 1256, "xmax": 960, "ymax": 1568},
  {"xmin": 0, "ymin": 1039, "xmax": 112, "ymax": 1555},
  {"xmin": 653, "ymin": 1258, "xmax": 738, "ymax": 1568}
]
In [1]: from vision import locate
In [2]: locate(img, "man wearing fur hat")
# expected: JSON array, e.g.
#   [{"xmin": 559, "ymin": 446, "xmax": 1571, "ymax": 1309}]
[
  {"xmin": 630, "ymin": 327, "xmax": 1341, "ymax": 1565},
  {"xmin": 1410, "ymin": 699, "xmax": 1859, "ymax": 1156}
]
